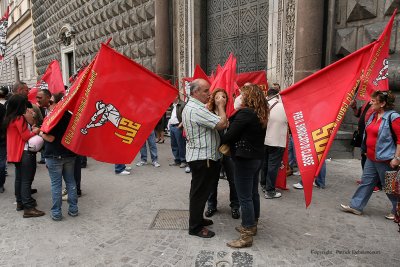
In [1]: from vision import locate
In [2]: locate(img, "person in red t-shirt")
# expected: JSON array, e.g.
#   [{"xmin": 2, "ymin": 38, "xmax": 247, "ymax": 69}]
[{"xmin": 341, "ymin": 91, "xmax": 400, "ymax": 222}]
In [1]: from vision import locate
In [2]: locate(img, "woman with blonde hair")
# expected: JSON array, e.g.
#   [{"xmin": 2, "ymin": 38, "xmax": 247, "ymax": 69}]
[{"xmin": 221, "ymin": 84, "xmax": 268, "ymax": 248}]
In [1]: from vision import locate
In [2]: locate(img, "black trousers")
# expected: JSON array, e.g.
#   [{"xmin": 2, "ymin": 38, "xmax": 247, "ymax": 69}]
[
  {"xmin": 188, "ymin": 159, "xmax": 220, "ymax": 234},
  {"xmin": 15, "ymin": 151, "xmax": 37, "ymax": 209},
  {"xmin": 74, "ymin": 156, "xmax": 82, "ymax": 192}
]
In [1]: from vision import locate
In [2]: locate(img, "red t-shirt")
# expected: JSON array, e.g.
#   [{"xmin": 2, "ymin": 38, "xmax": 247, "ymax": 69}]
[{"xmin": 366, "ymin": 115, "xmax": 400, "ymax": 161}]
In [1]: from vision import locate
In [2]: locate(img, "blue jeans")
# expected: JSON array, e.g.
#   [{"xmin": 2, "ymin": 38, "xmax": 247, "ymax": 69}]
[
  {"xmin": 350, "ymin": 158, "xmax": 397, "ymax": 213},
  {"xmin": 233, "ymin": 157, "xmax": 262, "ymax": 228},
  {"xmin": 0, "ymin": 146, "xmax": 6, "ymax": 187},
  {"xmin": 140, "ymin": 131, "xmax": 158, "ymax": 162},
  {"xmin": 261, "ymin": 146, "xmax": 285, "ymax": 193},
  {"xmin": 47, "ymin": 157, "xmax": 78, "ymax": 218},
  {"xmin": 170, "ymin": 125, "xmax": 186, "ymax": 163},
  {"xmin": 115, "ymin": 164, "xmax": 126, "ymax": 174},
  {"xmin": 288, "ymin": 135, "xmax": 297, "ymax": 168},
  {"xmin": 297, "ymin": 161, "xmax": 327, "ymax": 187}
]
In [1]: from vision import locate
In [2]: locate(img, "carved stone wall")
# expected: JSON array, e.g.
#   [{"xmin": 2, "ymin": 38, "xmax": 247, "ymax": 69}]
[
  {"xmin": 206, "ymin": 0, "xmax": 269, "ymax": 74},
  {"xmin": 334, "ymin": 0, "xmax": 400, "ymax": 90},
  {"xmin": 32, "ymin": 0, "xmax": 157, "ymax": 77}
]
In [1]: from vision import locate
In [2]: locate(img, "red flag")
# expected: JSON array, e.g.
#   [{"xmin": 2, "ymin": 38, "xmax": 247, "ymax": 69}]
[
  {"xmin": 41, "ymin": 60, "xmax": 95, "ymax": 133},
  {"xmin": 357, "ymin": 10, "xmax": 397, "ymax": 100},
  {"xmin": 193, "ymin": 65, "xmax": 210, "ymax": 83},
  {"xmin": 275, "ymin": 135, "xmax": 289, "ymax": 190},
  {"xmin": 60, "ymin": 44, "xmax": 177, "ymax": 163},
  {"xmin": 0, "ymin": 6, "xmax": 10, "ymax": 60},
  {"xmin": 210, "ymin": 53, "xmax": 238, "ymax": 117},
  {"xmin": 280, "ymin": 42, "xmax": 375, "ymax": 207},
  {"xmin": 236, "ymin": 70, "xmax": 268, "ymax": 92},
  {"xmin": 28, "ymin": 60, "xmax": 65, "ymax": 103}
]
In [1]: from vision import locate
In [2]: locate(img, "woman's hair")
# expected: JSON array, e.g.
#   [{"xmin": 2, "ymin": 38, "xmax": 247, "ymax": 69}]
[
  {"xmin": 207, "ymin": 88, "xmax": 228, "ymax": 112},
  {"xmin": 371, "ymin": 90, "xmax": 395, "ymax": 110},
  {"xmin": 3, "ymin": 94, "xmax": 28, "ymax": 128},
  {"xmin": 240, "ymin": 84, "xmax": 269, "ymax": 127}
]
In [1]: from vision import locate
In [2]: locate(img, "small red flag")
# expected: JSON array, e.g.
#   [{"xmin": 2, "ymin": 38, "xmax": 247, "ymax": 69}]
[
  {"xmin": 236, "ymin": 70, "xmax": 268, "ymax": 92},
  {"xmin": 357, "ymin": 9, "xmax": 397, "ymax": 100},
  {"xmin": 210, "ymin": 53, "xmax": 238, "ymax": 117},
  {"xmin": 60, "ymin": 44, "xmax": 178, "ymax": 163},
  {"xmin": 28, "ymin": 60, "xmax": 65, "ymax": 103},
  {"xmin": 193, "ymin": 64, "xmax": 210, "ymax": 83}
]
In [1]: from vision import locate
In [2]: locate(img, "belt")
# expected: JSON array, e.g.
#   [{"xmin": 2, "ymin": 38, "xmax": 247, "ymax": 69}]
[{"xmin": 170, "ymin": 124, "xmax": 179, "ymax": 127}]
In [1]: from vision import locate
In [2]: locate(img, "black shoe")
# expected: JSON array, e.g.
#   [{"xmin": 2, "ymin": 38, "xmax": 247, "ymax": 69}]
[
  {"xmin": 0, "ymin": 186, "xmax": 4, "ymax": 193},
  {"xmin": 38, "ymin": 160, "xmax": 46, "ymax": 164},
  {"xmin": 77, "ymin": 190, "xmax": 82, "ymax": 197},
  {"xmin": 81, "ymin": 163, "xmax": 87, "ymax": 168},
  {"xmin": 205, "ymin": 208, "xmax": 217, "ymax": 217},
  {"xmin": 231, "ymin": 208, "xmax": 240, "ymax": 219},
  {"xmin": 31, "ymin": 188, "xmax": 38, "ymax": 194},
  {"xmin": 189, "ymin": 227, "xmax": 215, "ymax": 238}
]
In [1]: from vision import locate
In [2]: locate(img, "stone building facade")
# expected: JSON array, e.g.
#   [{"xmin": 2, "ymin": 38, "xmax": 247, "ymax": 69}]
[{"xmin": 0, "ymin": 0, "xmax": 36, "ymax": 87}]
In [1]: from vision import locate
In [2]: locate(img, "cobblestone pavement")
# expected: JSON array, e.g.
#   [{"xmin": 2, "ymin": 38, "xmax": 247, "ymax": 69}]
[{"xmin": 0, "ymin": 139, "xmax": 399, "ymax": 267}]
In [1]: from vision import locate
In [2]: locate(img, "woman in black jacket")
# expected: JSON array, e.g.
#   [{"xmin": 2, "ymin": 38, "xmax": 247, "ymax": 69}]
[{"xmin": 222, "ymin": 84, "xmax": 268, "ymax": 248}]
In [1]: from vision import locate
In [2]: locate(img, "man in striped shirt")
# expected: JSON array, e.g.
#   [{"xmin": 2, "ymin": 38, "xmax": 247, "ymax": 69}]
[{"xmin": 182, "ymin": 78, "xmax": 228, "ymax": 238}]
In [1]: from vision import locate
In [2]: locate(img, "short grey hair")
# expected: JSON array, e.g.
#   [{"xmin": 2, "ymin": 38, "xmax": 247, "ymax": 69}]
[{"xmin": 189, "ymin": 80, "xmax": 201, "ymax": 96}]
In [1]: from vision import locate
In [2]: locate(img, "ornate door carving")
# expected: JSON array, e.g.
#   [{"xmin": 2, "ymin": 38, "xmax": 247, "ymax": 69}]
[{"xmin": 207, "ymin": 0, "xmax": 268, "ymax": 73}]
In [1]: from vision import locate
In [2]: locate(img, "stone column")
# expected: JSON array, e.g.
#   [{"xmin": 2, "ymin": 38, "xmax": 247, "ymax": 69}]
[
  {"xmin": 293, "ymin": 0, "xmax": 325, "ymax": 82},
  {"xmin": 155, "ymin": 0, "xmax": 171, "ymax": 79}
]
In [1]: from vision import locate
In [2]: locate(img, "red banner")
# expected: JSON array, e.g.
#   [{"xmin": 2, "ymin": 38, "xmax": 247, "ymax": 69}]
[
  {"xmin": 280, "ymin": 42, "xmax": 375, "ymax": 207},
  {"xmin": 28, "ymin": 60, "xmax": 65, "ymax": 103},
  {"xmin": 236, "ymin": 70, "xmax": 268, "ymax": 92},
  {"xmin": 275, "ymin": 136, "xmax": 289, "ymax": 190},
  {"xmin": 0, "ymin": 6, "xmax": 10, "ymax": 60},
  {"xmin": 60, "ymin": 44, "xmax": 177, "ymax": 163},
  {"xmin": 357, "ymin": 10, "xmax": 396, "ymax": 100}
]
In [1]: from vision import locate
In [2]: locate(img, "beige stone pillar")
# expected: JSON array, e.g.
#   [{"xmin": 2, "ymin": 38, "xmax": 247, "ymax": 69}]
[
  {"xmin": 294, "ymin": 0, "xmax": 325, "ymax": 82},
  {"xmin": 155, "ymin": 0, "xmax": 171, "ymax": 79}
]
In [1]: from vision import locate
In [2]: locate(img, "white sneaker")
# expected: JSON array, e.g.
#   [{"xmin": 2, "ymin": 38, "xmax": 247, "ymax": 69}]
[
  {"xmin": 153, "ymin": 161, "xmax": 161, "ymax": 167},
  {"xmin": 293, "ymin": 171, "xmax": 301, "ymax": 176},
  {"xmin": 185, "ymin": 166, "xmax": 191, "ymax": 173},
  {"xmin": 264, "ymin": 191, "xmax": 282, "ymax": 199},
  {"xmin": 117, "ymin": 170, "xmax": 131, "ymax": 175},
  {"xmin": 136, "ymin": 161, "xmax": 147, "ymax": 167},
  {"xmin": 62, "ymin": 188, "xmax": 67, "ymax": 196},
  {"xmin": 293, "ymin": 183, "xmax": 304, "ymax": 189},
  {"xmin": 125, "ymin": 166, "xmax": 132, "ymax": 171},
  {"xmin": 62, "ymin": 194, "xmax": 68, "ymax": 201}
]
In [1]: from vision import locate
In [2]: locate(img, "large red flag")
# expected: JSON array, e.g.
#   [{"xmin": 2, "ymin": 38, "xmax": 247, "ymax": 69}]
[
  {"xmin": 236, "ymin": 70, "xmax": 268, "ymax": 92},
  {"xmin": 28, "ymin": 60, "xmax": 65, "ymax": 103},
  {"xmin": 210, "ymin": 53, "xmax": 238, "ymax": 117},
  {"xmin": 0, "ymin": 6, "xmax": 10, "ymax": 60},
  {"xmin": 357, "ymin": 10, "xmax": 396, "ymax": 100},
  {"xmin": 60, "ymin": 44, "xmax": 177, "ymax": 164},
  {"xmin": 280, "ymin": 42, "xmax": 375, "ymax": 207}
]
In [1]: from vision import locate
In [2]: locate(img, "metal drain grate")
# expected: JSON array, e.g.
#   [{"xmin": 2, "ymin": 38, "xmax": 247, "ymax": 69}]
[{"xmin": 149, "ymin": 209, "xmax": 189, "ymax": 230}]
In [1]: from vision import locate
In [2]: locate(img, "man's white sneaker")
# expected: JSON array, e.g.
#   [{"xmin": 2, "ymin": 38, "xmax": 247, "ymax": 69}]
[
  {"xmin": 153, "ymin": 161, "xmax": 161, "ymax": 167},
  {"xmin": 136, "ymin": 161, "xmax": 147, "ymax": 167},
  {"xmin": 62, "ymin": 194, "xmax": 68, "ymax": 201},
  {"xmin": 185, "ymin": 166, "xmax": 191, "ymax": 173},
  {"xmin": 264, "ymin": 191, "xmax": 282, "ymax": 199},
  {"xmin": 62, "ymin": 188, "xmax": 67, "ymax": 196},
  {"xmin": 125, "ymin": 166, "xmax": 132, "ymax": 171},
  {"xmin": 293, "ymin": 183, "xmax": 303, "ymax": 189},
  {"xmin": 117, "ymin": 170, "xmax": 131, "ymax": 175}
]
